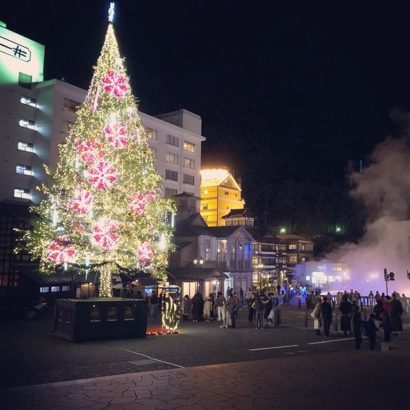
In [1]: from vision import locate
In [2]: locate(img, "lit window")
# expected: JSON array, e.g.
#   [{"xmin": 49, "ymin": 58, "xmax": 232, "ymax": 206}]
[
  {"xmin": 19, "ymin": 119, "xmax": 36, "ymax": 130},
  {"xmin": 20, "ymin": 96, "xmax": 37, "ymax": 107},
  {"xmin": 183, "ymin": 141, "xmax": 195, "ymax": 152},
  {"xmin": 51, "ymin": 286, "xmax": 60, "ymax": 292},
  {"xmin": 16, "ymin": 165, "xmax": 33, "ymax": 176},
  {"xmin": 63, "ymin": 98, "xmax": 81, "ymax": 112},
  {"xmin": 166, "ymin": 134, "xmax": 179, "ymax": 147},
  {"xmin": 165, "ymin": 187, "xmax": 178, "ymax": 197},
  {"xmin": 165, "ymin": 169, "xmax": 178, "ymax": 181},
  {"xmin": 204, "ymin": 189, "xmax": 208, "ymax": 194},
  {"xmin": 61, "ymin": 285, "xmax": 70, "ymax": 292},
  {"xmin": 183, "ymin": 174, "xmax": 195, "ymax": 185},
  {"xmin": 14, "ymin": 188, "xmax": 32, "ymax": 200},
  {"xmin": 40, "ymin": 287, "xmax": 49, "ymax": 293},
  {"xmin": 17, "ymin": 141, "xmax": 34, "ymax": 152},
  {"xmin": 166, "ymin": 153, "xmax": 179, "ymax": 164},
  {"xmin": 184, "ymin": 157, "xmax": 195, "ymax": 169},
  {"xmin": 146, "ymin": 128, "xmax": 157, "ymax": 140}
]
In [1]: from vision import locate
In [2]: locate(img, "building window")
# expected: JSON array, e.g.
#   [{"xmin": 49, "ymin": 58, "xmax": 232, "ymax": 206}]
[
  {"xmin": 182, "ymin": 281, "xmax": 197, "ymax": 298},
  {"xmin": 165, "ymin": 187, "xmax": 178, "ymax": 197},
  {"xmin": 151, "ymin": 147, "xmax": 157, "ymax": 160},
  {"xmin": 51, "ymin": 286, "xmax": 60, "ymax": 292},
  {"xmin": 166, "ymin": 134, "xmax": 179, "ymax": 147},
  {"xmin": 183, "ymin": 141, "xmax": 195, "ymax": 152},
  {"xmin": 184, "ymin": 157, "xmax": 195, "ymax": 169},
  {"xmin": 165, "ymin": 169, "xmax": 178, "ymax": 181},
  {"xmin": 40, "ymin": 287, "xmax": 49, "ymax": 293},
  {"xmin": 224, "ymin": 191, "xmax": 229, "ymax": 196},
  {"xmin": 61, "ymin": 285, "xmax": 70, "ymax": 292},
  {"xmin": 18, "ymin": 72, "xmax": 32, "ymax": 89},
  {"xmin": 14, "ymin": 188, "xmax": 32, "ymax": 200},
  {"xmin": 289, "ymin": 244, "xmax": 297, "ymax": 250},
  {"xmin": 16, "ymin": 165, "xmax": 33, "ymax": 176},
  {"xmin": 203, "ymin": 204, "xmax": 208, "ymax": 210},
  {"xmin": 146, "ymin": 128, "xmax": 157, "ymax": 140},
  {"xmin": 289, "ymin": 255, "xmax": 298, "ymax": 264},
  {"xmin": 19, "ymin": 119, "xmax": 36, "ymax": 130},
  {"xmin": 20, "ymin": 96, "xmax": 37, "ymax": 107},
  {"xmin": 63, "ymin": 98, "xmax": 81, "ymax": 112},
  {"xmin": 18, "ymin": 141, "xmax": 34, "ymax": 152},
  {"xmin": 183, "ymin": 174, "xmax": 195, "ymax": 185},
  {"xmin": 166, "ymin": 152, "xmax": 179, "ymax": 164}
]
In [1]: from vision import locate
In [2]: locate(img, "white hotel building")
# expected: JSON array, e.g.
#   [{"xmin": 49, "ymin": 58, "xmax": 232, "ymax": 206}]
[{"xmin": 0, "ymin": 22, "xmax": 205, "ymax": 204}]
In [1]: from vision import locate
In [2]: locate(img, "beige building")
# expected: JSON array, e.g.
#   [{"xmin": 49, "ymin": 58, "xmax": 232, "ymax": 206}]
[{"xmin": 200, "ymin": 169, "xmax": 245, "ymax": 227}]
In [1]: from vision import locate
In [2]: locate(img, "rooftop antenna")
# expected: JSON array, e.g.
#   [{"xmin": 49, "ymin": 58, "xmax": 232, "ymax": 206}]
[{"xmin": 108, "ymin": 2, "xmax": 115, "ymax": 23}]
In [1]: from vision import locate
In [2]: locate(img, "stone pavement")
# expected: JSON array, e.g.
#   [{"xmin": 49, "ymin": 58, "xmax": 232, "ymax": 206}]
[{"xmin": 2, "ymin": 339, "xmax": 410, "ymax": 410}]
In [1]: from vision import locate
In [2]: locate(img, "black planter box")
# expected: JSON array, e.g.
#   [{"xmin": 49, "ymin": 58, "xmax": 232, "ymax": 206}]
[{"xmin": 53, "ymin": 298, "xmax": 148, "ymax": 342}]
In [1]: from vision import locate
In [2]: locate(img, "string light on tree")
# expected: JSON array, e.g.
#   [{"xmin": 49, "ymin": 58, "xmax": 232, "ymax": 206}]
[{"xmin": 23, "ymin": 13, "xmax": 175, "ymax": 297}]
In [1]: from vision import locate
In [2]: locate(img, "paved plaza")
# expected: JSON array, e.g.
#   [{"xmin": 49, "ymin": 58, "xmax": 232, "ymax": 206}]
[{"xmin": 1, "ymin": 306, "xmax": 409, "ymax": 409}]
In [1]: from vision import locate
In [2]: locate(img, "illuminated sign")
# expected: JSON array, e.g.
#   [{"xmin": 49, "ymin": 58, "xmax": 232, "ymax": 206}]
[
  {"xmin": 0, "ymin": 26, "xmax": 44, "ymax": 84},
  {"xmin": 0, "ymin": 36, "xmax": 31, "ymax": 62}
]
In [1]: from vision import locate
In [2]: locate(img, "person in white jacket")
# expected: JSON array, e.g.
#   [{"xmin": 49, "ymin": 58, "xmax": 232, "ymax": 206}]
[{"xmin": 311, "ymin": 298, "xmax": 322, "ymax": 335}]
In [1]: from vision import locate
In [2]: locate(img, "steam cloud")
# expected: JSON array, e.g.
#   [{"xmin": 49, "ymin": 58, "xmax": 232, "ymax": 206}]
[{"xmin": 328, "ymin": 135, "xmax": 410, "ymax": 295}]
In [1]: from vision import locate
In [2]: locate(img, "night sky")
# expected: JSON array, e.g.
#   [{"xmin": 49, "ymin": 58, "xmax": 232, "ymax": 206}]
[{"xmin": 3, "ymin": 1, "xmax": 410, "ymax": 239}]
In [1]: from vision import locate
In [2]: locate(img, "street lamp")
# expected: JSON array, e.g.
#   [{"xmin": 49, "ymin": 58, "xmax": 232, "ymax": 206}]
[
  {"xmin": 279, "ymin": 227, "xmax": 286, "ymax": 234},
  {"xmin": 193, "ymin": 257, "xmax": 204, "ymax": 293}
]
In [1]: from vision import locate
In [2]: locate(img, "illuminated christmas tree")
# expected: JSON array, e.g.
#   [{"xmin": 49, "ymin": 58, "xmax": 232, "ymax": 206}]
[{"xmin": 24, "ymin": 20, "xmax": 175, "ymax": 297}]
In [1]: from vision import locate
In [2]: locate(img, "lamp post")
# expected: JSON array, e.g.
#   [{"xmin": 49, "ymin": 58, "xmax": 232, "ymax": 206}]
[
  {"xmin": 193, "ymin": 257, "xmax": 204, "ymax": 294},
  {"xmin": 383, "ymin": 268, "xmax": 395, "ymax": 296}
]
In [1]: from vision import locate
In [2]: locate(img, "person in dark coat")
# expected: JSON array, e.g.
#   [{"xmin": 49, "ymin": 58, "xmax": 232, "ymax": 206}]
[
  {"xmin": 390, "ymin": 293, "xmax": 403, "ymax": 331},
  {"xmin": 339, "ymin": 295, "xmax": 352, "ymax": 336},
  {"xmin": 248, "ymin": 293, "xmax": 256, "ymax": 323},
  {"xmin": 191, "ymin": 292, "xmax": 204, "ymax": 322},
  {"xmin": 320, "ymin": 296, "xmax": 333, "ymax": 337},
  {"xmin": 367, "ymin": 313, "xmax": 378, "ymax": 350},
  {"xmin": 373, "ymin": 299, "xmax": 384, "ymax": 321},
  {"xmin": 181, "ymin": 295, "xmax": 191, "ymax": 321},
  {"xmin": 352, "ymin": 306, "xmax": 362, "ymax": 350},
  {"xmin": 225, "ymin": 295, "xmax": 238, "ymax": 328},
  {"xmin": 381, "ymin": 312, "xmax": 392, "ymax": 342}
]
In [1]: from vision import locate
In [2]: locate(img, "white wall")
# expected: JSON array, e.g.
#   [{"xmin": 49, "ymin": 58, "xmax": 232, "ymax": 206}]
[{"xmin": 0, "ymin": 79, "xmax": 205, "ymax": 203}]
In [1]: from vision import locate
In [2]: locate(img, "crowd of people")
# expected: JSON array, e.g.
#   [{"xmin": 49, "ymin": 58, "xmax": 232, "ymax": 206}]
[
  {"xmin": 147, "ymin": 285, "xmax": 408, "ymax": 349},
  {"xmin": 309, "ymin": 289, "xmax": 407, "ymax": 350},
  {"xmin": 175, "ymin": 287, "xmax": 285, "ymax": 330},
  {"xmin": 180, "ymin": 289, "xmax": 242, "ymax": 328}
]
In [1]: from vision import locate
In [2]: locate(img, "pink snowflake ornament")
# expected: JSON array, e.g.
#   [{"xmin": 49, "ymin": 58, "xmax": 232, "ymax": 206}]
[
  {"xmin": 76, "ymin": 140, "xmax": 105, "ymax": 164},
  {"xmin": 92, "ymin": 219, "xmax": 120, "ymax": 249},
  {"xmin": 101, "ymin": 70, "xmax": 128, "ymax": 98},
  {"xmin": 136, "ymin": 242, "xmax": 154, "ymax": 267},
  {"xmin": 129, "ymin": 191, "xmax": 156, "ymax": 217},
  {"xmin": 47, "ymin": 238, "xmax": 76, "ymax": 265},
  {"xmin": 103, "ymin": 123, "xmax": 129, "ymax": 149},
  {"xmin": 72, "ymin": 188, "xmax": 93, "ymax": 215},
  {"xmin": 87, "ymin": 160, "xmax": 118, "ymax": 190}
]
